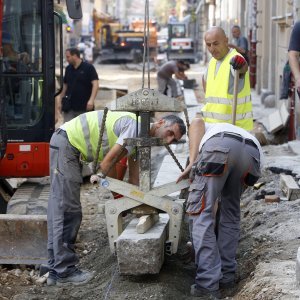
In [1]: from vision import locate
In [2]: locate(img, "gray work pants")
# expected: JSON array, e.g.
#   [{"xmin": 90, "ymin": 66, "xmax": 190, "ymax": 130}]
[
  {"xmin": 47, "ymin": 129, "xmax": 83, "ymax": 277},
  {"xmin": 187, "ymin": 133, "xmax": 261, "ymax": 291},
  {"xmin": 157, "ymin": 75, "xmax": 179, "ymax": 98}
]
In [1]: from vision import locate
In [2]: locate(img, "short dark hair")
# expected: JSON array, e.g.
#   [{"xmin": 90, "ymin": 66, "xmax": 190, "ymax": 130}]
[
  {"xmin": 232, "ymin": 25, "xmax": 241, "ymax": 31},
  {"xmin": 66, "ymin": 47, "xmax": 80, "ymax": 58},
  {"xmin": 162, "ymin": 114, "xmax": 186, "ymax": 136},
  {"xmin": 178, "ymin": 60, "xmax": 190, "ymax": 69}
]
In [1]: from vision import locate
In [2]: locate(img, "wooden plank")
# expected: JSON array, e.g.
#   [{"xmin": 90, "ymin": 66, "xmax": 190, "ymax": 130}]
[{"xmin": 136, "ymin": 214, "xmax": 159, "ymax": 234}]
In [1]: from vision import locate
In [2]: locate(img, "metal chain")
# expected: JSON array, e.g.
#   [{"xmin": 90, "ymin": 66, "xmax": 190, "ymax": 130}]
[
  {"xmin": 93, "ymin": 107, "xmax": 109, "ymax": 174},
  {"xmin": 142, "ymin": 0, "xmax": 150, "ymax": 89},
  {"xmin": 183, "ymin": 107, "xmax": 190, "ymax": 133},
  {"xmin": 164, "ymin": 143, "xmax": 184, "ymax": 172}
]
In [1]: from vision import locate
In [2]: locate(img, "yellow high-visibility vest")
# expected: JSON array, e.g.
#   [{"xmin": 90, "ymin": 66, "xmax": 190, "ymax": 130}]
[
  {"xmin": 65, "ymin": 110, "xmax": 137, "ymax": 162},
  {"xmin": 202, "ymin": 49, "xmax": 253, "ymax": 130}
]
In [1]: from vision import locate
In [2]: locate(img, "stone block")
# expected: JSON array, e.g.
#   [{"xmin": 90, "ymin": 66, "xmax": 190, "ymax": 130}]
[
  {"xmin": 116, "ymin": 214, "xmax": 169, "ymax": 275},
  {"xmin": 184, "ymin": 89, "xmax": 198, "ymax": 106},
  {"xmin": 280, "ymin": 174, "xmax": 300, "ymax": 200}
]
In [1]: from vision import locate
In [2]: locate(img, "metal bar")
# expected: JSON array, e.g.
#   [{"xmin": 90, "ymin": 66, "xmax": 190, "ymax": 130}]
[{"xmin": 231, "ymin": 69, "xmax": 239, "ymax": 125}]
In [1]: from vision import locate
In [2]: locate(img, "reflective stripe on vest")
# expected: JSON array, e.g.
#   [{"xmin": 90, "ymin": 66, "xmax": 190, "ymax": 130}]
[
  {"xmin": 65, "ymin": 111, "xmax": 137, "ymax": 162},
  {"xmin": 78, "ymin": 112, "xmax": 109, "ymax": 162},
  {"xmin": 202, "ymin": 49, "xmax": 253, "ymax": 131},
  {"xmin": 205, "ymin": 95, "xmax": 252, "ymax": 105},
  {"xmin": 201, "ymin": 111, "xmax": 253, "ymax": 121}
]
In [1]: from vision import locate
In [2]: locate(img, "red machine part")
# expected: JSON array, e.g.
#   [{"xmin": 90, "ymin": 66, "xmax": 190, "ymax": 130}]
[{"xmin": 0, "ymin": 143, "xmax": 50, "ymax": 177}]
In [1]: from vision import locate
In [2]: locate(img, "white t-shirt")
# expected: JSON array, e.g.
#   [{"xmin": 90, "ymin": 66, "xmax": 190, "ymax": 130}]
[
  {"xmin": 200, "ymin": 122, "xmax": 264, "ymax": 167},
  {"xmin": 113, "ymin": 116, "xmax": 140, "ymax": 156}
]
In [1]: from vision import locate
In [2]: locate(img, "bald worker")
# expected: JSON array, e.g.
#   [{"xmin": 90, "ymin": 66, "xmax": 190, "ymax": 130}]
[{"xmin": 201, "ymin": 26, "xmax": 253, "ymax": 131}]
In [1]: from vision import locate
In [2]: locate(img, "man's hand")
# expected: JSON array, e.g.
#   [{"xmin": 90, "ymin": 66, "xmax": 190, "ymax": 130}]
[
  {"xmin": 176, "ymin": 163, "xmax": 193, "ymax": 183},
  {"xmin": 86, "ymin": 99, "xmax": 95, "ymax": 111},
  {"xmin": 295, "ymin": 77, "xmax": 300, "ymax": 97},
  {"xmin": 230, "ymin": 55, "xmax": 246, "ymax": 70}
]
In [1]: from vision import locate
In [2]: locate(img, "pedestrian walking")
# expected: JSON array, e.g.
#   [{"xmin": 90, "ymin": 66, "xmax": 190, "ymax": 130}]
[
  {"xmin": 177, "ymin": 117, "xmax": 264, "ymax": 299},
  {"xmin": 157, "ymin": 60, "xmax": 190, "ymax": 98},
  {"xmin": 47, "ymin": 111, "xmax": 186, "ymax": 286},
  {"xmin": 228, "ymin": 25, "xmax": 249, "ymax": 64},
  {"xmin": 201, "ymin": 26, "xmax": 253, "ymax": 131},
  {"xmin": 59, "ymin": 48, "xmax": 99, "ymax": 122}
]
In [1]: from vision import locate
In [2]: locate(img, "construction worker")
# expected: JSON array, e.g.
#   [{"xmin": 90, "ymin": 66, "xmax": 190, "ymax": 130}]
[
  {"xmin": 201, "ymin": 26, "xmax": 253, "ymax": 131},
  {"xmin": 157, "ymin": 60, "xmax": 190, "ymax": 98},
  {"xmin": 47, "ymin": 110, "xmax": 186, "ymax": 286},
  {"xmin": 177, "ymin": 117, "xmax": 263, "ymax": 299}
]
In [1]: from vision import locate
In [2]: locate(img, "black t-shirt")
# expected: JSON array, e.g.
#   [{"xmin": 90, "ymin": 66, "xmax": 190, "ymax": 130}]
[
  {"xmin": 64, "ymin": 61, "xmax": 99, "ymax": 111},
  {"xmin": 289, "ymin": 21, "xmax": 300, "ymax": 52}
]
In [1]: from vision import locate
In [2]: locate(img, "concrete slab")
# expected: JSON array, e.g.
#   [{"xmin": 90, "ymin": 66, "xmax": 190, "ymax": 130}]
[
  {"xmin": 116, "ymin": 214, "xmax": 169, "ymax": 275},
  {"xmin": 268, "ymin": 110, "xmax": 284, "ymax": 133},
  {"xmin": 280, "ymin": 174, "xmax": 300, "ymax": 200},
  {"xmin": 184, "ymin": 89, "xmax": 198, "ymax": 106}
]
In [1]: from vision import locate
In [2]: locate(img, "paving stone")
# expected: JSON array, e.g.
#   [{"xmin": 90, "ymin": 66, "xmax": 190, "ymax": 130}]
[{"xmin": 116, "ymin": 214, "xmax": 169, "ymax": 275}]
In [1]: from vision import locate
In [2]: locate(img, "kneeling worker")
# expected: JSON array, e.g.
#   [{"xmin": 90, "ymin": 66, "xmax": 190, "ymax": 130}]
[
  {"xmin": 47, "ymin": 110, "xmax": 186, "ymax": 286},
  {"xmin": 177, "ymin": 117, "xmax": 264, "ymax": 299}
]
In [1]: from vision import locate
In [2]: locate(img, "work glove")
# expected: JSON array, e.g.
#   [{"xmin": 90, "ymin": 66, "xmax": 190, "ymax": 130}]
[
  {"xmin": 113, "ymin": 193, "xmax": 124, "ymax": 199},
  {"xmin": 230, "ymin": 55, "xmax": 246, "ymax": 70}
]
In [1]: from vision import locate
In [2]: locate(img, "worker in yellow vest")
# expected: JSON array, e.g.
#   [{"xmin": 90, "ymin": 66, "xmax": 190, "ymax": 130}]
[
  {"xmin": 46, "ymin": 110, "xmax": 186, "ymax": 286},
  {"xmin": 201, "ymin": 26, "xmax": 253, "ymax": 131}
]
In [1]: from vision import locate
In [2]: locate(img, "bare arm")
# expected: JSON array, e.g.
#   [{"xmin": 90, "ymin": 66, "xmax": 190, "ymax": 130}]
[
  {"xmin": 86, "ymin": 79, "xmax": 99, "ymax": 111},
  {"xmin": 99, "ymin": 143, "xmax": 127, "ymax": 179},
  {"xmin": 176, "ymin": 117, "xmax": 205, "ymax": 182},
  {"xmin": 58, "ymin": 83, "xmax": 68, "ymax": 113},
  {"xmin": 289, "ymin": 50, "xmax": 300, "ymax": 93},
  {"xmin": 175, "ymin": 71, "xmax": 187, "ymax": 80}
]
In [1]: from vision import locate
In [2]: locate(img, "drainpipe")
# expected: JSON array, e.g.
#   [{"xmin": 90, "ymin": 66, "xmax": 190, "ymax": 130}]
[{"xmin": 248, "ymin": 0, "xmax": 257, "ymax": 89}]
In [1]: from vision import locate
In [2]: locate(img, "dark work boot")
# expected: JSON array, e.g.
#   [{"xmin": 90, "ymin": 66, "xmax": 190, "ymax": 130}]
[
  {"xmin": 56, "ymin": 269, "xmax": 94, "ymax": 286},
  {"xmin": 190, "ymin": 284, "xmax": 222, "ymax": 299},
  {"xmin": 219, "ymin": 280, "xmax": 236, "ymax": 289}
]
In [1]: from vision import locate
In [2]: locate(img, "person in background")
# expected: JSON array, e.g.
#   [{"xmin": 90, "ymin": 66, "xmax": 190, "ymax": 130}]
[
  {"xmin": 58, "ymin": 48, "xmax": 99, "ymax": 122},
  {"xmin": 177, "ymin": 117, "xmax": 263, "ymax": 299},
  {"xmin": 201, "ymin": 26, "xmax": 253, "ymax": 131},
  {"xmin": 228, "ymin": 25, "xmax": 249, "ymax": 64},
  {"xmin": 2, "ymin": 32, "xmax": 30, "ymax": 72},
  {"xmin": 157, "ymin": 60, "xmax": 190, "ymax": 98},
  {"xmin": 288, "ymin": 20, "xmax": 300, "ymax": 98},
  {"xmin": 46, "ymin": 111, "xmax": 186, "ymax": 286}
]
